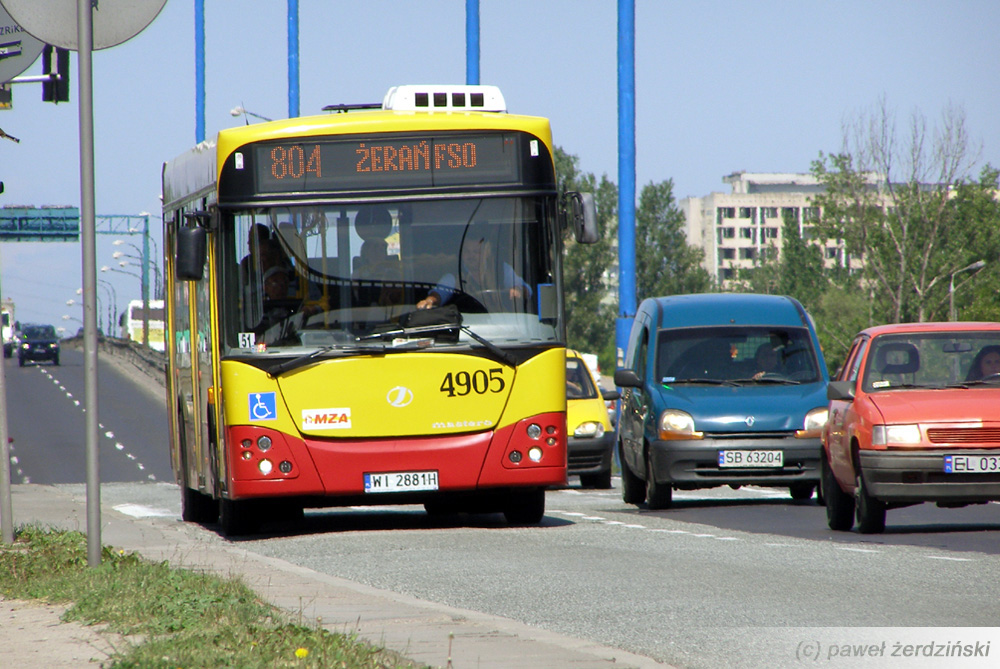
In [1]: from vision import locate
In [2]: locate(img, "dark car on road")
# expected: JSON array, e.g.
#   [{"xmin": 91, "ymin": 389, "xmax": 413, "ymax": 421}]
[{"xmin": 18, "ymin": 323, "xmax": 60, "ymax": 367}]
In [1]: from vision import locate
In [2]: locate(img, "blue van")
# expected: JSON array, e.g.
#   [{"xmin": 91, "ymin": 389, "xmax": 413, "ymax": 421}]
[{"xmin": 613, "ymin": 293, "xmax": 829, "ymax": 509}]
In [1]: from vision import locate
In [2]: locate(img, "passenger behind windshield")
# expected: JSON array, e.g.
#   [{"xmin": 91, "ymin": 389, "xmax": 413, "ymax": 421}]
[
  {"xmin": 656, "ymin": 327, "xmax": 819, "ymax": 384},
  {"xmin": 966, "ymin": 345, "xmax": 1000, "ymax": 381},
  {"xmin": 752, "ymin": 343, "xmax": 782, "ymax": 380}
]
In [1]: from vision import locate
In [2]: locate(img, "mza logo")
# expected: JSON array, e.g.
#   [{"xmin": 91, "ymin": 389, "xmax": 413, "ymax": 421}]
[{"xmin": 302, "ymin": 407, "xmax": 352, "ymax": 430}]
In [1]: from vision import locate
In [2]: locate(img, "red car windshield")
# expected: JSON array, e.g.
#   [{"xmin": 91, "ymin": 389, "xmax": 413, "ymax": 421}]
[{"xmin": 862, "ymin": 331, "xmax": 1000, "ymax": 392}]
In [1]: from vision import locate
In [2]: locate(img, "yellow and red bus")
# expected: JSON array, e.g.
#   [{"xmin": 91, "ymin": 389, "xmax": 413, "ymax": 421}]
[{"xmin": 161, "ymin": 85, "xmax": 597, "ymax": 535}]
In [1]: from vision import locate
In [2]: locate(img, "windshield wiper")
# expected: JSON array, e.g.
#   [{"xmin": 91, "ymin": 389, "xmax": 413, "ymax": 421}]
[
  {"xmin": 270, "ymin": 322, "xmax": 515, "ymax": 377},
  {"xmin": 873, "ymin": 382, "xmax": 933, "ymax": 390},
  {"xmin": 669, "ymin": 378, "xmax": 740, "ymax": 387},
  {"xmin": 732, "ymin": 377, "xmax": 802, "ymax": 385},
  {"xmin": 953, "ymin": 378, "xmax": 1000, "ymax": 388},
  {"xmin": 459, "ymin": 325, "xmax": 516, "ymax": 368},
  {"xmin": 268, "ymin": 343, "xmax": 386, "ymax": 377},
  {"xmin": 357, "ymin": 322, "xmax": 460, "ymax": 341},
  {"xmin": 359, "ymin": 322, "xmax": 515, "ymax": 367}
]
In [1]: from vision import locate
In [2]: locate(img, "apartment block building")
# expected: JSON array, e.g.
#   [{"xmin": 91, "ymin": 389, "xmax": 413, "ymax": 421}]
[{"xmin": 680, "ymin": 171, "xmax": 845, "ymax": 284}]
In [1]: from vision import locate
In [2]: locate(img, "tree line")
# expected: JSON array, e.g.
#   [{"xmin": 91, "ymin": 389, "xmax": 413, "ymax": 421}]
[{"xmin": 559, "ymin": 101, "xmax": 1000, "ymax": 374}]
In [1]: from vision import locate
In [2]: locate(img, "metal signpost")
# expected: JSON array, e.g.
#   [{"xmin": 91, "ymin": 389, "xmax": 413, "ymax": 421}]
[
  {"xmin": 0, "ymin": 0, "xmax": 166, "ymax": 565},
  {"xmin": 0, "ymin": 4, "xmax": 45, "ymax": 544}
]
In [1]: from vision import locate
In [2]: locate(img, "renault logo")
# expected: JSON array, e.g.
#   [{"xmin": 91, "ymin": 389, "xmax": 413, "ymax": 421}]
[
  {"xmin": 386, "ymin": 386, "xmax": 414, "ymax": 408},
  {"xmin": 745, "ymin": 416, "xmax": 755, "ymax": 427}
]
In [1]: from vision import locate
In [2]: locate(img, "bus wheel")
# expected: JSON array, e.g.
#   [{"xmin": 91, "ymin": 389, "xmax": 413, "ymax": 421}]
[
  {"xmin": 182, "ymin": 486, "xmax": 218, "ymax": 524},
  {"xmin": 503, "ymin": 488, "xmax": 545, "ymax": 525},
  {"xmin": 220, "ymin": 498, "xmax": 260, "ymax": 537}
]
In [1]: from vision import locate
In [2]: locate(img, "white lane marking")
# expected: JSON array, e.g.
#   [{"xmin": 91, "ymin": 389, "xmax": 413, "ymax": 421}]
[
  {"xmin": 926, "ymin": 555, "xmax": 973, "ymax": 562},
  {"xmin": 36, "ymin": 366, "xmax": 157, "ymax": 482}
]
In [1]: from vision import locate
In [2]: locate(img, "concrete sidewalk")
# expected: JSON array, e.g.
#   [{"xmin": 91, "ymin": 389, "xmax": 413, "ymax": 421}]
[{"xmin": 3, "ymin": 484, "xmax": 668, "ymax": 668}]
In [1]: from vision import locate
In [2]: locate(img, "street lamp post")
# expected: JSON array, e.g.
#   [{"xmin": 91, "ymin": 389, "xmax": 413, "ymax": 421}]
[
  {"xmin": 113, "ymin": 248, "xmax": 162, "ymax": 300},
  {"xmin": 949, "ymin": 260, "xmax": 986, "ymax": 321},
  {"xmin": 97, "ymin": 280, "xmax": 118, "ymax": 337},
  {"xmin": 101, "ymin": 264, "xmax": 148, "ymax": 344},
  {"xmin": 230, "ymin": 105, "xmax": 273, "ymax": 122},
  {"xmin": 66, "ymin": 297, "xmax": 101, "ymax": 335}
]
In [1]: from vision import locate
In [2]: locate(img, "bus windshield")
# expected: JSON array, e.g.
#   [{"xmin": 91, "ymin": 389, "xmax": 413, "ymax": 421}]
[{"xmin": 220, "ymin": 196, "xmax": 560, "ymax": 355}]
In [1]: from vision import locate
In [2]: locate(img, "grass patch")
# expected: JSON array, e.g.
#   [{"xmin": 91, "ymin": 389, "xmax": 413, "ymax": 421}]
[{"xmin": 0, "ymin": 525, "xmax": 421, "ymax": 668}]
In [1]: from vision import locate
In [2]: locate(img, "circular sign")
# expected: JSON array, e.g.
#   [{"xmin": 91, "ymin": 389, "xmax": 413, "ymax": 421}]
[
  {"xmin": 0, "ymin": 0, "xmax": 166, "ymax": 51},
  {"xmin": 0, "ymin": 6, "xmax": 45, "ymax": 84}
]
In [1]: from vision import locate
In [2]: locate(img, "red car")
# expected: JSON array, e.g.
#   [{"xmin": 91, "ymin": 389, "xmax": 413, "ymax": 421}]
[{"xmin": 822, "ymin": 322, "xmax": 1000, "ymax": 533}]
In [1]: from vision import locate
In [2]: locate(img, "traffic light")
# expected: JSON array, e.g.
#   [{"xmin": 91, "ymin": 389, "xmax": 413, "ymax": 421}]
[{"xmin": 42, "ymin": 45, "xmax": 70, "ymax": 104}]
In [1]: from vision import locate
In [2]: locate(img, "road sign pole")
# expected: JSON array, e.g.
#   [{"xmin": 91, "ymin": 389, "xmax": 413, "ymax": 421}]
[
  {"xmin": 3, "ymin": 0, "xmax": 167, "ymax": 568},
  {"xmin": 77, "ymin": 0, "xmax": 102, "ymax": 567},
  {"xmin": 0, "ymin": 260, "xmax": 13, "ymax": 544}
]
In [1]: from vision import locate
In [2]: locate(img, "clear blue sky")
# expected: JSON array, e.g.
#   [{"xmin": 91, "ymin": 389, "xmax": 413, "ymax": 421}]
[{"xmin": 1, "ymin": 0, "xmax": 998, "ymax": 331}]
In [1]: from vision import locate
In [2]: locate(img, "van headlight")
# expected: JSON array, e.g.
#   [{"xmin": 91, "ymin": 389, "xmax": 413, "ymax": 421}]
[
  {"xmin": 658, "ymin": 409, "xmax": 702, "ymax": 441},
  {"xmin": 795, "ymin": 407, "xmax": 829, "ymax": 439}
]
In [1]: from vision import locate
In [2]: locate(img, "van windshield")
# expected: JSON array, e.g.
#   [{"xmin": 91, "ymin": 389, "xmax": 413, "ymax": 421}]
[{"xmin": 656, "ymin": 326, "xmax": 820, "ymax": 384}]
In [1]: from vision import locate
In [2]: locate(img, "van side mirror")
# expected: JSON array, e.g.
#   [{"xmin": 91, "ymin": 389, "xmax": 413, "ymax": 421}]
[
  {"xmin": 175, "ymin": 226, "xmax": 207, "ymax": 281},
  {"xmin": 563, "ymin": 191, "xmax": 598, "ymax": 244},
  {"xmin": 601, "ymin": 388, "xmax": 621, "ymax": 401},
  {"xmin": 614, "ymin": 368, "xmax": 641, "ymax": 388}
]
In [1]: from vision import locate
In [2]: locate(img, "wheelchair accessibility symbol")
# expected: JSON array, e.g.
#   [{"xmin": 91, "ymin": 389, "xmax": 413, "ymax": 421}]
[{"xmin": 249, "ymin": 392, "xmax": 277, "ymax": 421}]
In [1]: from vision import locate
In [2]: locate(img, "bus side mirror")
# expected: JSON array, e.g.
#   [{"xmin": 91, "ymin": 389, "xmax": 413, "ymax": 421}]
[
  {"xmin": 176, "ymin": 226, "xmax": 207, "ymax": 281},
  {"xmin": 564, "ymin": 191, "xmax": 599, "ymax": 244}
]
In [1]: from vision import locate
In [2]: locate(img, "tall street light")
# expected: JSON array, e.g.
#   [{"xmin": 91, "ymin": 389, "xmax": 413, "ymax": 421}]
[
  {"xmin": 97, "ymin": 280, "xmax": 119, "ymax": 337},
  {"xmin": 102, "ymin": 264, "xmax": 148, "ymax": 346},
  {"xmin": 120, "ymin": 213, "xmax": 152, "ymax": 351},
  {"xmin": 113, "ymin": 248, "xmax": 162, "ymax": 300},
  {"xmin": 949, "ymin": 260, "xmax": 986, "ymax": 321},
  {"xmin": 113, "ymin": 237, "xmax": 161, "ymax": 298},
  {"xmin": 67, "ymin": 297, "xmax": 103, "ymax": 335},
  {"xmin": 231, "ymin": 105, "xmax": 273, "ymax": 122}
]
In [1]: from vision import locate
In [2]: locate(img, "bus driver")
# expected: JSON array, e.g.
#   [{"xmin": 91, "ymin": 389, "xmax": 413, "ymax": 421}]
[{"xmin": 416, "ymin": 224, "xmax": 530, "ymax": 311}]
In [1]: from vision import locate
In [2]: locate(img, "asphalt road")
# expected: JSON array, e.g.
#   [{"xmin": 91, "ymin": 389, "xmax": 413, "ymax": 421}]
[
  {"xmin": 230, "ymin": 485, "xmax": 1000, "ymax": 668},
  {"xmin": 5, "ymin": 346, "xmax": 1000, "ymax": 668},
  {"xmin": 2, "ymin": 347, "xmax": 172, "ymax": 485}
]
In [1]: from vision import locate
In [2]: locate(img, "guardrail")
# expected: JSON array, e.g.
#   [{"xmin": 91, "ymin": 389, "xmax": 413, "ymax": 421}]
[{"xmin": 64, "ymin": 336, "xmax": 166, "ymax": 389}]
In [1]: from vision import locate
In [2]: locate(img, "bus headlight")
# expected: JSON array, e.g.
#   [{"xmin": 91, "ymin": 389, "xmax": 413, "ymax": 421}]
[
  {"xmin": 528, "ymin": 446, "xmax": 544, "ymax": 462},
  {"xmin": 658, "ymin": 410, "xmax": 702, "ymax": 440},
  {"xmin": 256, "ymin": 436, "xmax": 272, "ymax": 452},
  {"xmin": 258, "ymin": 458, "xmax": 273, "ymax": 475}
]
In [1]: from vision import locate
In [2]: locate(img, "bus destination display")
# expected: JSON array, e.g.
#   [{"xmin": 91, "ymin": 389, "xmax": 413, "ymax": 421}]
[{"xmin": 253, "ymin": 133, "xmax": 522, "ymax": 193}]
